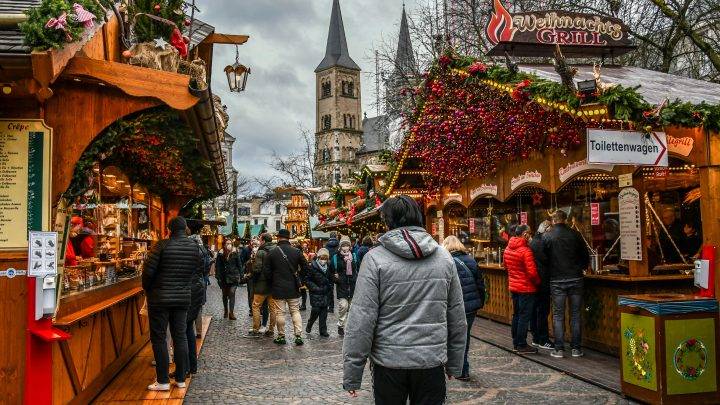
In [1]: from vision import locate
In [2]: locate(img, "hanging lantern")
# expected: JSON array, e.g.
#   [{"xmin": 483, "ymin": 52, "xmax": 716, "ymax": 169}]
[{"xmin": 224, "ymin": 45, "xmax": 251, "ymax": 92}]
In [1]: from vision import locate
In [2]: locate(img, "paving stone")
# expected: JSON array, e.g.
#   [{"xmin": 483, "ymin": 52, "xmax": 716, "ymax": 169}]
[{"xmin": 185, "ymin": 278, "xmax": 632, "ymax": 404}]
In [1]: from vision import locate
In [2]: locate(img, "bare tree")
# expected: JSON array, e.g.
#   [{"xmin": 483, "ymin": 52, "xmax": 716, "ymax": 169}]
[{"xmin": 256, "ymin": 125, "xmax": 321, "ymax": 214}]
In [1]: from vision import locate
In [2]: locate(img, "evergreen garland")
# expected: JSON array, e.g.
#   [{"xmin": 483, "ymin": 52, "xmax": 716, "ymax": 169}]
[
  {"xmin": 66, "ymin": 108, "xmax": 217, "ymax": 201},
  {"xmin": 128, "ymin": 0, "xmax": 187, "ymax": 43},
  {"xmin": 20, "ymin": 0, "xmax": 105, "ymax": 51},
  {"xmin": 412, "ymin": 51, "xmax": 720, "ymax": 133}
]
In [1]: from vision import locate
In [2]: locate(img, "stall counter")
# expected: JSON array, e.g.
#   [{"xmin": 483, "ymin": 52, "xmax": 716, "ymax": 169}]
[
  {"xmin": 52, "ymin": 275, "xmax": 148, "ymax": 405},
  {"xmin": 475, "ymin": 262, "xmax": 696, "ymax": 355}
]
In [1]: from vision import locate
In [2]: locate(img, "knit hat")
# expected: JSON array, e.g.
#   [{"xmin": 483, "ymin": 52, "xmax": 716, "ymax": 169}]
[
  {"xmin": 339, "ymin": 236, "xmax": 352, "ymax": 247},
  {"xmin": 316, "ymin": 248, "xmax": 330, "ymax": 258},
  {"xmin": 167, "ymin": 216, "xmax": 187, "ymax": 233}
]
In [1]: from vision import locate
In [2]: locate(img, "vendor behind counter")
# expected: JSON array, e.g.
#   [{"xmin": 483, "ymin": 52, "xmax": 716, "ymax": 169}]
[{"xmin": 65, "ymin": 216, "xmax": 96, "ymax": 266}]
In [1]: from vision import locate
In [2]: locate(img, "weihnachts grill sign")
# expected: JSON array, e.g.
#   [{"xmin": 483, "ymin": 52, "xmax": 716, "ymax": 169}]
[{"xmin": 486, "ymin": 0, "xmax": 635, "ymax": 58}]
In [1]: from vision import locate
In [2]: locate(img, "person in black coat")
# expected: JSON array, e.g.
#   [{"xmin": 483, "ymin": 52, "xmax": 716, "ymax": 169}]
[
  {"xmin": 325, "ymin": 232, "xmax": 340, "ymax": 312},
  {"xmin": 329, "ymin": 236, "xmax": 359, "ymax": 336},
  {"xmin": 142, "ymin": 216, "xmax": 200, "ymax": 391},
  {"xmin": 442, "ymin": 235, "xmax": 485, "ymax": 380},
  {"xmin": 529, "ymin": 220, "xmax": 553, "ymax": 350},
  {"xmin": 356, "ymin": 236, "xmax": 373, "ymax": 265},
  {"xmin": 215, "ymin": 239, "xmax": 244, "ymax": 320},
  {"xmin": 305, "ymin": 248, "xmax": 333, "ymax": 337},
  {"xmin": 263, "ymin": 229, "xmax": 309, "ymax": 345}
]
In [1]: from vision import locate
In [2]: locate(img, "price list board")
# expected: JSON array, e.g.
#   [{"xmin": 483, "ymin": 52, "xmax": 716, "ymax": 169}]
[
  {"xmin": 619, "ymin": 187, "xmax": 642, "ymax": 261},
  {"xmin": 0, "ymin": 120, "xmax": 52, "ymax": 250}
]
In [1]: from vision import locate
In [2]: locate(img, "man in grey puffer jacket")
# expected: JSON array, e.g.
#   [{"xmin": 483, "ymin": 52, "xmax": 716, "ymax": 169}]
[{"xmin": 343, "ymin": 196, "xmax": 467, "ymax": 403}]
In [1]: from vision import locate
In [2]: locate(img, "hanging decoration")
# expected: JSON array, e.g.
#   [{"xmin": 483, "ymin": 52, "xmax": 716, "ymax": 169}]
[
  {"xmin": 403, "ymin": 50, "xmax": 720, "ymax": 193},
  {"xmin": 72, "ymin": 2, "xmax": 97, "ymax": 29},
  {"xmin": 66, "ymin": 108, "xmax": 217, "ymax": 200}
]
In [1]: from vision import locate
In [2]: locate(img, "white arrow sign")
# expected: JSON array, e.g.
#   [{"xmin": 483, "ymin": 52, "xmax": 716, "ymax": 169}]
[{"xmin": 587, "ymin": 129, "xmax": 668, "ymax": 167}]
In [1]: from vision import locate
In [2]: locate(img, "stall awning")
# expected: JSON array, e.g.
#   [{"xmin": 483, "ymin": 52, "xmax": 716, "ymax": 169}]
[
  {"xmin": 310, "ymin": 216, "xmax": 330, "ymax": 240},
  {"xmin": 250, "ymin": 224, "xmax": 266, "ymax": 238},
  {"xmin": 237, "ymin": 222, "xmax": 248, "ymax": 239},
  {"xmin": 219, "ymin": 215, "xmax": 234, "ymax": 236}
]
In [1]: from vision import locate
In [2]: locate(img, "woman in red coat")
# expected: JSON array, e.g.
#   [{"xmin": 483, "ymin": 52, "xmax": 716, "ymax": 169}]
[{"xmin": 504, "ymin": 224, "xmax": 541, "ymax": 353}]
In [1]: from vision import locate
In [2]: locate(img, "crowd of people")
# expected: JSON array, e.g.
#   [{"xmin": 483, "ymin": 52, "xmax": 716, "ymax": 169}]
[{"xmin": 138, "ymin": 195, "xmax": 593, "ymax": 403}]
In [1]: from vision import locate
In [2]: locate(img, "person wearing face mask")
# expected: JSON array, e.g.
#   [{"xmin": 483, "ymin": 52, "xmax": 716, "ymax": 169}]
[
  {"xmin": 330, "ymin": 236, "xmax": 359, "ymax": 337},
  {"xmin": 305, "ymin": 248, "xmax": 333, "ymax": 337},
  {"xmin": 215, "ymin": 239, "xmax": 244, "ymax": 320},
  {"xmin": 504, "ymin": 224, "xmax": 541, "ymax": 354}
]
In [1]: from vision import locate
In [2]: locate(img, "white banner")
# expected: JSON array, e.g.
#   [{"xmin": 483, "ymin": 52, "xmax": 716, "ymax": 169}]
[{"xmin": 587, "ymin": 129, "xmax": 668, "ymax": 166}]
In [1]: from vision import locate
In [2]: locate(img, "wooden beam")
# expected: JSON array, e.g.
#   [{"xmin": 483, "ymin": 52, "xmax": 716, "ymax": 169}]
[
  {"xmin": 201, "ymin": 33, "xmax": 250, "ymax": 45},
  {"xmin": 61, "ymin": 57, "xmax": 199, "ymax": 110}
]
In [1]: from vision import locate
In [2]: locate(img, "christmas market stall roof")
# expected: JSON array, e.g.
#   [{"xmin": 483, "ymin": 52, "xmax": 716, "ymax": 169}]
[
  {"xmin": 250, "ymin": 224, "xmax": 266, "ymax": 238},
  {"xmin": 237, "ymin": 222, "xmax": 249, "ymax": 239},
  {"xmin": 310, "ymin": 216, "xmax": 330, "ymax": 239},
  {"xmin": 519, "ymin": 64, "xmax": 720, "ymax": 105}
]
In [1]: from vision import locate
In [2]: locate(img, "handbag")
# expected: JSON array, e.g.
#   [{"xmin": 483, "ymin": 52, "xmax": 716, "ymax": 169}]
[{"xmin": 277, "ymin": 246, "xmax": 302, "ymax": 292}]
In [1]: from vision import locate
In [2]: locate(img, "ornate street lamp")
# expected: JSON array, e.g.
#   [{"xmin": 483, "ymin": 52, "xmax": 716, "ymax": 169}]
[{"xmin": 224, "ymin": 45, "xmax": 251, "ymax": 92}]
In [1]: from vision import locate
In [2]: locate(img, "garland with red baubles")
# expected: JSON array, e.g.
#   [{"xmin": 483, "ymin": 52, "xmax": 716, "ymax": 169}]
[{"xmin": 408, "ymin": 53, "xmax": 585, "ymax": 191}]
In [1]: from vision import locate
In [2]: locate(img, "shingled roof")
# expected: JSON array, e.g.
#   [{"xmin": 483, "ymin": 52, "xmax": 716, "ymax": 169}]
[
  {"xmin": 0, "ymin": 0, "xmax": 40, "ymax": 54},
  {"xmin": 315, "ymin": 0, "xmax": 360, "ymax": 72},
  {"xmin": 358, "ymin": 115, "xmax": 390, "ymax": 155}
]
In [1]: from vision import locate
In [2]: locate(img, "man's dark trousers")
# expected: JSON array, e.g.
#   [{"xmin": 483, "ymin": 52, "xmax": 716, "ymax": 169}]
[
  {"xmin": 551, "ymin": 278, "xmax": 583, "ymax": 350},
  {"xmin": 149, "ymin": 307, "xmax": 188, "ymax": 383},
  {"xmin": 372, "ymin": 364, "xmax": 446, "ymax": 405}
]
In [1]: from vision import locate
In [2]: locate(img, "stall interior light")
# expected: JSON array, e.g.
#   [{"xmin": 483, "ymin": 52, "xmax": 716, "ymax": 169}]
[{"xmin": 103, "ymin": 174, "xmax": 116, "ymax": 178}]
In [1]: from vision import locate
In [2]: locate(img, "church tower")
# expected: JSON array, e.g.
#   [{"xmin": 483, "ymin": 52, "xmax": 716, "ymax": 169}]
[
  {"xmin": 386, "ymin": 4, "xmax": 418, "ymax": 118},
  {"xmin": 314, "ymin": 0, "xmax": 363, "ymax": 187}
]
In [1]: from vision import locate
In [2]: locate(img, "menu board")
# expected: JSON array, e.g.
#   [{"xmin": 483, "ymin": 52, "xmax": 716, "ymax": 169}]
[
  {"xmin": 0, "ymin": 120, "xmax": 52, "ymax": 250},
  {"xmin": 619, "ymin": 187, "xmax": 642, "ymax": 261}
]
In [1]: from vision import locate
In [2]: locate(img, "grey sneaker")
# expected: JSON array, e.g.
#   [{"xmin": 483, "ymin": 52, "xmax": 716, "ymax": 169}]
[
  {"xmin": 550, "ymin": 349, "xmax": 564, "ymax": 358},
  {"xmin": 532, "ymin": 342, "xmax": 554, "ymax": 350},
  {"xmin": 572, "ymin": 349, "xmax": 584, "ymax": 357}
]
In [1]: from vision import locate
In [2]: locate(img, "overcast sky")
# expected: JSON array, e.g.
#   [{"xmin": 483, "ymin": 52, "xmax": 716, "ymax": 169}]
[{"xmin": 197, "ymin": 0, "xmax": 420, "ymax": 188}]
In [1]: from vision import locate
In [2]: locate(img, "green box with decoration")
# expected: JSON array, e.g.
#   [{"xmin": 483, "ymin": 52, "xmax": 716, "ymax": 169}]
[{"xmin": 619, "ymin": 294, "xmax": 720, "ymax": 404}]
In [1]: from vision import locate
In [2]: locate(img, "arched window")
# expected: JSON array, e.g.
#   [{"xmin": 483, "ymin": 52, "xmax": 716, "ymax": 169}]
[
  {"xmin": 321, "ymin": 81, "xmax": 331, "ymax": 98},
  {"xmin": 334, "ymin": 167, "xmax": 341, "ymax": 184},
  {"xmin": 322, "ymin": 115, "xmax": 331, "ymax": 130}
]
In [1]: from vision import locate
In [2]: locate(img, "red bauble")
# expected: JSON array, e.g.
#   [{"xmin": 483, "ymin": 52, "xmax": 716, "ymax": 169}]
[{"xmin": 154, "ymin": 4, "xmax": 161, "ymax": 12}]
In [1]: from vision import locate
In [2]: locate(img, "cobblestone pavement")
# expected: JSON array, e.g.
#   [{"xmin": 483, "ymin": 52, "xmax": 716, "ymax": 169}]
[{"xmin": 185, "ymin": 278, "xmax": 631, "ymax": 404}]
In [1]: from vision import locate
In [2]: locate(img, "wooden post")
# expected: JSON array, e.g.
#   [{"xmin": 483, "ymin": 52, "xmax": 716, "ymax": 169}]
[{"xmin": 699, "ymin": 129, "xmax": 720, "ymax": 296}]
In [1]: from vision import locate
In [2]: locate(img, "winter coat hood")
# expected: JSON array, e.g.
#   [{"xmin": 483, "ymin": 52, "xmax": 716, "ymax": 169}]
[
  {"xmin": 379, "ymin": 226, "xmax": 439, "ymax": 260},
  {"xmin": 507, "ymin": 236, "xmax": 529, "ymax": 250}
]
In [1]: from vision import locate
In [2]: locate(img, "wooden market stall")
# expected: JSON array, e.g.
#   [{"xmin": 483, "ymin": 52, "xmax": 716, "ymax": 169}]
[
  {"xmin": 0, "ymin": 2, "xmax": 247, "ymax": 403},
  {"xmin": 377, "ymin": 56, "xmax": 720, "ymax": 358}
]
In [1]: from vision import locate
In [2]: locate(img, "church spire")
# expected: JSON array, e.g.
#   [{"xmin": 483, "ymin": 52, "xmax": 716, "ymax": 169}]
[
  {"xmin": 315, "ymin": 0, "xmax": 360, "ymax": 73},
  {"xmin": 394, "ymin": 4, "xmax": 417, "ymax": 76}
]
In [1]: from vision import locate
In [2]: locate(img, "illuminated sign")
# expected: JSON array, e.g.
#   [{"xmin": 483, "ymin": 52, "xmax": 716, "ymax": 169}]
[{"xmin": 486, "ymin": 0, "xmax": 635, "ymax": 57}]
